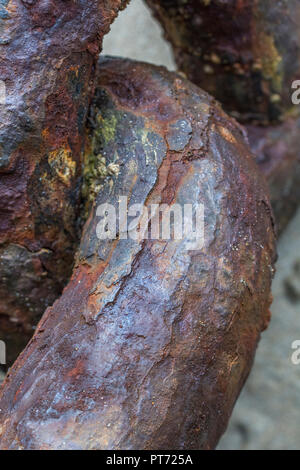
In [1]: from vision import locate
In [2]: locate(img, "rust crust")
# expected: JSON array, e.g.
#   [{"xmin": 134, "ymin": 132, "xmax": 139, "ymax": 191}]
[
  {"xmin": 247, "ymin": 118, "xmax": 300, "ymax": 234},
  {"xmin": 0, "ymin": 58, "xmax": 276, "ymax": 450},
  {"xmin": 0, "ymin": 0, "xmax": 129, "ymax": 364},
  {"xmin": 145, "ymin": 0, "xmax": 300, "ymax": 124},
  {"xmin": 145, "ymin": 0, "xmax": 300, "ymax": 230}
]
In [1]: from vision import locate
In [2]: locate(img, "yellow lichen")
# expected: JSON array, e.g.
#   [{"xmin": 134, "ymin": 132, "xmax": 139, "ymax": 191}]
[
  {"xmin": 95, "ymin": 113, "xmax": 117, "ymax": 145},
  {"xmin": 48, "ymin": 148, "xmax": 76, "ymax": 186},
  {"xmin": 81, "ymin": 110, "xmax": 120, "ymax": 218},
  {"xmin": 254, "ymin": 30, "xmax": 283, "ymax": 93}
]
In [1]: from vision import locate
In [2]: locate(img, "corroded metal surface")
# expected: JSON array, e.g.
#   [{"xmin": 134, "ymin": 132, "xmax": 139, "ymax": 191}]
[
  {"xmin": 0, "ymin": 0, "xmax": 128, "ymax": 364},
  {"xmin": 145, "ymin": 0, "xmax": 300, "ymax": 233},
  {"xmin": 145, "ymin": 0, "xmax": 300, "ymax": 123},
  {"xmin": 0, "ymin": 58, "xmax": 276, "ymax": 450},
  {"xmin": 247, "ymin": 118, "xmax": 300, "ymax": 234}
]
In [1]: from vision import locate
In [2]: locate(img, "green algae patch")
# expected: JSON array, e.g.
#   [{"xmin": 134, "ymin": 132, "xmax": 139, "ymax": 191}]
[{"xmin": 82, "ymin": 89, "xmax": 166, "ymax": 220}]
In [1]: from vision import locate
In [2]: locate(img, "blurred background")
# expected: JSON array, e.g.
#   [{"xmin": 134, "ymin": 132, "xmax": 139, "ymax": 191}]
[
  {"xmin": 103, "ymin": 0, "xmax": 300, "ymax": 450},
  {"xmin": 1, "ymin": 0, "xmax": 299, "ymax": 451}
]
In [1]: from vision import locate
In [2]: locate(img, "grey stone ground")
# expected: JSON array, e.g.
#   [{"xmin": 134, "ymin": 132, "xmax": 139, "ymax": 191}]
[{"xmin": 1, "ymin": 0, "xmax": 299, "ymax": 450}]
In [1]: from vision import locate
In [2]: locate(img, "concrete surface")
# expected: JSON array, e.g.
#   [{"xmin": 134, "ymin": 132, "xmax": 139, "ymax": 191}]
[
  {"xmin": 1, "ymin": 0, "xmax": 299, "ymax": 450},
  {"xmin": 103, "ymin": 0, "xmax": 176, "ymax": 71}
]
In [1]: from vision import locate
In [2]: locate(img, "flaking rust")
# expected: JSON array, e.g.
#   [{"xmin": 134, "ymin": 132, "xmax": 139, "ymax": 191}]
[
  {"xmin": 0, "ymin": 0, "xmax": 129, "ymax": 364},
  {"xmin": 145, "ymin": 0, "xmax": 300, "ymax": 232},
  {"xmin": 0, "ymin": 58, "xmax": 276, "ymax": 450}
]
